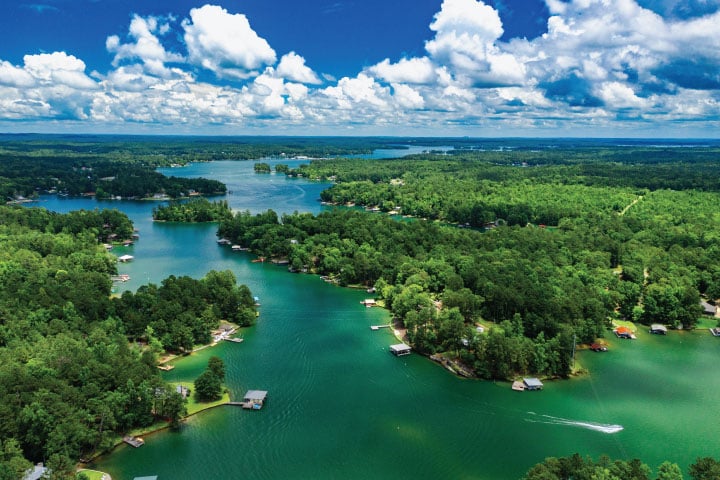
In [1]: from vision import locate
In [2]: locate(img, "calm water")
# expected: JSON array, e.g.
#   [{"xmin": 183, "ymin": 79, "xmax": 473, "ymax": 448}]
[{"xmin": 31, "ymin": 159, "xmax": 720, "ymax": 479}]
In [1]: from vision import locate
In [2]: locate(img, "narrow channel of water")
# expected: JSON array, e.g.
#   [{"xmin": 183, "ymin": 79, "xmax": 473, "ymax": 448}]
[{"xmin": 31, "ymin": 159, "xmax": 720, "ymax": 479}]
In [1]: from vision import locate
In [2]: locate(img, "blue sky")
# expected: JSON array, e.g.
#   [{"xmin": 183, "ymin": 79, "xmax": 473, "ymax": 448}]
[{"xmin": 0, "ymin": 0, "xmax": 719, "ymax": 136}]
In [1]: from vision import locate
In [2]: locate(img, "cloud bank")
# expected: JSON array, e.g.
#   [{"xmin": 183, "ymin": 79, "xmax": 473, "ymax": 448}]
[{"xmin": 0, "ymin": 0, "xmax": 719, "ymax": 135}]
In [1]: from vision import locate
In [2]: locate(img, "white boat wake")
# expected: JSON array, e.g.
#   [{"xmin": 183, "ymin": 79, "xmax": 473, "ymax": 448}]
[{"xmin": 525, "ymin": 413, "xmax": 624, "ymax": 434}]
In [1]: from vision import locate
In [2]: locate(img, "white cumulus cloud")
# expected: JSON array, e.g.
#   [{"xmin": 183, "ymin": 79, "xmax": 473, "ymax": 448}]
[
  {"xmin": 106, "ymin": 15, "xmax": 183, "ymax": 77},
  {"xmin": 276, "ymin": 52, "xmax": 321, "ymax": 84},
  {"xmin": 183, "ymin": 4, "xmax": 276, "ymax": 80},
  {"xmin": 366, "ymin": 57, "xmax": 437, "ymax": 84}
]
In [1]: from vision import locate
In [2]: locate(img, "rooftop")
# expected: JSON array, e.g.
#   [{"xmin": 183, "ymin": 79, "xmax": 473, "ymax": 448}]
[{"xmin": 243, "ymin": 390, "xmax": 268, "ymax": 401}]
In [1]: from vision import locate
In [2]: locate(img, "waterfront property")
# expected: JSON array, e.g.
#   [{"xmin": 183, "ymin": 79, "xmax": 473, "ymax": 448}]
[
  {"xmin": 23, "ymin": 463, "xmax": 47, "ymax": 480},
  {"xmin": 523, "ymin": 378, "xmax": 544, "ymax": 391},
  {"xmin": 701, "ymin": 300, "xmax": 717, "ymax": 316},
  {"xmin": 649, "ymin": 324, "xmax": 668, "ymax": 335},
  {"xmin": 390, "ymin": 343, "xmax": 411, "ymax": 356}
]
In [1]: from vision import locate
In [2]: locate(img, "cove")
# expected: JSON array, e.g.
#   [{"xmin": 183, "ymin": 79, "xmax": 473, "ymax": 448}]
[{"xmin": 33, "ymin": 159, "xmax": 720, "ymax": 479}]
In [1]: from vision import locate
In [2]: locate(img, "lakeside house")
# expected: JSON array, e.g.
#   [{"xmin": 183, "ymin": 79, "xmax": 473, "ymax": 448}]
[
  {"xmin": 23, "ymin": 463, "xmax": 47, "ymax": 480},
  {"xmin": 176, "ymin": 385, "xmax": 190, "ymax": 399},
  {"xmin": 649, "ymin": 324, "xmax": 668, "ymax": 335},
  {"xmin": 701, "ymin": 300, "xmax": 717, "ymax": 316},
  {"xmin": 390, "ymin": 343, "xmax": 411, "ymax": 356}
]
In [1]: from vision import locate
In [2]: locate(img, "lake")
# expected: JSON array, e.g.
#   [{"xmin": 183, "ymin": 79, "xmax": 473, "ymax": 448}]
[{"xmin": 32, "ymin": 158, "xmax": 720, "ymax": 479}]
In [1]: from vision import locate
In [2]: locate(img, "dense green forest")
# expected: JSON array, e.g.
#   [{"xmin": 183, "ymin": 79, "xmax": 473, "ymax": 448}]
[
  {"xmin": 0, "ymin": 134, "xmax": 408, "ymax": 202},
  {"xmin": 0, "ymin": 205, "xmax": 256, "ymax": 477},
  {"xmin": 225, "ymin": 148, "xmax": 720, "ymax": 380},
  {"xmin": 523, "ymin": 454, "xmax": 720, "ymax": 480},
  {"xmin": 152, "ymin": 198, "xmax": 233, "ymax": 223}
]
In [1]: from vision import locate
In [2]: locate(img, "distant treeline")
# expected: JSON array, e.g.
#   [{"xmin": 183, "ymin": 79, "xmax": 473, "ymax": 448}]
[
  {"xmin": 0, "ymin": 155, "xmax": 225, "ymax": 201},
  {"xmin": 0, "ymin": 136, "xmax": 411, "ymax": 202}
]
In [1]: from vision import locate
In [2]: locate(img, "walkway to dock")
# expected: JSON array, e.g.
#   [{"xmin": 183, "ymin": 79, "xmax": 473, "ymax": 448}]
[{"xmin": 227, "ymin": 401, "xmax": 257, "ymax": 409}]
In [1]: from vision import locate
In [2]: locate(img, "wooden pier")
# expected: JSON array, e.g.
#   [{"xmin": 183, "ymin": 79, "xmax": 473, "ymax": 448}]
[
  {"xmin": 224, "ymin": 337, "xmax": 244, "ymax": 343},
  {"xmin": 157, "ymin": 364, "xmax": 174, "ymax": 371},
  {"xmin": 370, "ymin": 325, "xmax": 391, "ymax": 330}
]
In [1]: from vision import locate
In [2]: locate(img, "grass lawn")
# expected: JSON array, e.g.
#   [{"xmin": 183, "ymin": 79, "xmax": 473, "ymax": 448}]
[
  {"xmin": 77, "ymin": 469, "xmax": 108, "ymax": 480},
  {"xmin": 173, "ymin": 381, "xmax": 230, "ymax": 416},
  {"xmin": 611, "ymin": 319, "xmax": 638, "ymax": 331},
  {"xmin": 695, "ymin": 316, "xmax": 719, "ymax": 330}
]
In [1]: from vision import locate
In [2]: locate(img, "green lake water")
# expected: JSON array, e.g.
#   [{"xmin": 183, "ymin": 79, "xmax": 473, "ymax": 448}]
[{"xmin": 34, "ymin": 160, "xmax": 720, "ymax": 479}]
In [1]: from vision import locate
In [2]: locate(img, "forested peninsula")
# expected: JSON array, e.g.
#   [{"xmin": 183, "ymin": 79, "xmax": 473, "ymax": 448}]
[
  {"xmin": 222, "ymin": 145, "xmax": 720, "ymax": 380},
  {"xmin": 0, "ymin": 205, "xmax": 257, "ymax": 478}
]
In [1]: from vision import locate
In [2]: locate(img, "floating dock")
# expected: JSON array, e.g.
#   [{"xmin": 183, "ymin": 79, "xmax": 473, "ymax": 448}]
[
  {"xmin": 123, "ymin": 436, "xmax": 145, "ymax": 448},
  {"xmin": 224, "ymin": 337, "xmax": 244, "ymax": 343},
  {"xmin": 157, "ymin": 364, "xmax": 175, "ymax": 371},
  {"xmin": 370, "ymin": 325, "xmax": 391, "ymax": 330}
]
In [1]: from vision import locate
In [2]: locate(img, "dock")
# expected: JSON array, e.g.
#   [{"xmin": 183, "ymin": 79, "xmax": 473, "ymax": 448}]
[
  {"xmin": 224, "ymin": 337, "xmax": 244, "ymax": 343},
  {"xmin": 522, "ymin": 378, "xmax": 544, "ymax": 391},
  {"xmin": 710, "ymin": 328, "xmax": 720, "ymax": 337},
  {"xmin": 227, "ymin": 390, "xmax": 268, "ymax": 410},
  {"xmin": 390, "ymin": 343, "xmax": 411, "ymax": 356},
  {"xmin": 512, "ymin": 380, "xmax": 525, "ymax": 391},
  {"xmin": 157, "ymin": 364, "xmax": 175, "ymax": 371},
  {"xmin": 123, "ymin": 435, "xmax": 145, "ymax": 448},
  {"xmin": 370, "ymin": 325, "xmax": 391, "ymax": 330}
]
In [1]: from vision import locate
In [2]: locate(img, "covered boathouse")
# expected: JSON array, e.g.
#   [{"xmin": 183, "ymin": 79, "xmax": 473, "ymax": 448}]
[
  {"xmin": 242, "ymin": 390, "xmax": 268, "ymax": 410},
  {"xmin": 523, "ymin": 378, "xmax": 544, "ymax": 391},
  {"xmin": 650, "ymin": 324, "xmax": 668, "ymax": 335},
  {"xmin": 390, "ymin": 343, "xmax": 411, "ymax": 356}
]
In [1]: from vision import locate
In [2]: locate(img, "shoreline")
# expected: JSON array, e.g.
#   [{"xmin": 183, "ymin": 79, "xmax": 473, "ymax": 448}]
[{"xmin": 84, "ymin": 332, "xmax": 240, "ymax": 470}]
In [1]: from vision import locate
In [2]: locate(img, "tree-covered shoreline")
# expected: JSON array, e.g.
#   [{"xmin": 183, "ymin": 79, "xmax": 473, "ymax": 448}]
[
  {"xmin": 0, "ymin": 205, "xmax": 257, "ymax": 477},
  {"xmin": 228, "ymin": 147, "xmax": 720, "ymax": 381},
  {"xmin": 152, "ymin": 198, "xmax": 233, "ymax": 223}
]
